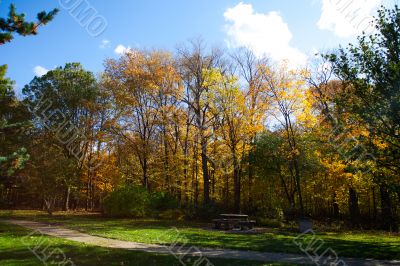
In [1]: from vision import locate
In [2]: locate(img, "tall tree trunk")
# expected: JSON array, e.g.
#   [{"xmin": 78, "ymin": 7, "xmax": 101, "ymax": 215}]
[
  {"xmin": 349, "ymin": 187, "xmax": 360, "ymax": 226},
  {"xmin": 225, "ymin": 171, "xmax": 229, "ymax": 209},
  {"xmin": 193, "ymin": 145, "xmax": 199, "ymax": 207},
  {"xmin": 333, "ymin": 193, "xmax": 339, "ymax": 218},
  {"xmin": 183, "ymin": 114, "xmax": 191, "ymax": 206},
  {"xmin": 183, "ymin": 157, "xmax": 189, "ymax": 205},
  {"xmin": 201, "ymin": 137, "xmax": 210, "ymax": 205},
  {"xmin": 396, "ymin": 190, "xmax": 400, "ymax": 204},
  {"xmin": 247, "ymin": 145, "xmax": 254, "ymax": 210},
  {"xmin": 163, "ymin": 128, "xmax": 171, "ymax": 193},
  {"xmin": 293, "ymin": 159, "xmax": 304, "ymax": 216},
  {"xmin": 86, "ymin": 170, "xmax": 91, "ymax": 211},
  {"xmin": 91, "ymin": 181, "xmax": 95, "ymax": 211},
  {"xmin": 278, "ymin": 164, "xmax": 293, "ymax": 208},
  {"xmin": 372, "ymin": 186, "xmax": 377, "ymax": 222},
  {"xmin": 233, "ymin": 153, "xmax": 241, "ymax": 213},
  {"xmin": 64, "ymin": 186, "xmax": 70, "ymax": 211},
  {"xmin": 380, "ymin": 184, "xmax": 397, "ymax": 231},
  {"xmin": 143, "ymin": 157, "xmax": 149, "ymax": 191}
]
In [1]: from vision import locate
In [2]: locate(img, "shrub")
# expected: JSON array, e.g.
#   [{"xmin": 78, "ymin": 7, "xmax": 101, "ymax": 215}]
[
  {"xmin": 159, "ymin": 209, "xmax": 186, "ymax": 220},
  {"xmin": 150, "ymin": 191, "xmax": 178, "ymax": 211},
  {"xmin": 190, "ymin": 202, "xmax": 221, "ymax": 220},
  {"xmin": 103, "ymin": 185, "xmax": 149, "ymax": 217},
  {"xmin": 256, "ymin": 217, "xmax": 283, "ymax": 228}
]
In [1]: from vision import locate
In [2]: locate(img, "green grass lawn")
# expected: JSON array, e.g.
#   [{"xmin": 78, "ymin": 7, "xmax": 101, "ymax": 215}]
[
  {"xmin": 1, "ymin": 210, "xmax": 399, "ymax": 261},
  {"xmin": 0, "ymin": 221, "xmax": 296, "ymax": 266}
]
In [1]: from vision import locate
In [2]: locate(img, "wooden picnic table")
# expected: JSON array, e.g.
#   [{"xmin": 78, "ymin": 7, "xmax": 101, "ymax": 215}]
[
  {"xmin": 213, "ymin": 213, "xmax": 256, "ymax": 230},
  {"xmin": 220, "ymin": 214, "xmax": 249, "ymax": 219}
]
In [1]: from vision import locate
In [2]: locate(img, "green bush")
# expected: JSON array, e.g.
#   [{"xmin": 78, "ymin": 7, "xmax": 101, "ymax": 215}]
[
  {"xmin": 189, "ymin": 202, "xmax": 221, "ymax": 220},
  {"xmin": 256, "ymin": 217, "xmax": 283, "ymax": 228},
  {"xmin": 159, "ymin": 209, "xmax": 185, "ymax": 220},
  {"xmin": 103, "ymin": 185, "xmax": 149, "ymax": 217},
  {"xmin": 150, "ymin": 192, "xmax": 178, "ymax": 211}
]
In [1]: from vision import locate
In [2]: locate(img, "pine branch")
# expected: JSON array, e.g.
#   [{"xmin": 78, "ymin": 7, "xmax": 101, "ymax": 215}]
[{"xmin": 0, "ymin": 4, "xmax": 59, "ymax": 45}]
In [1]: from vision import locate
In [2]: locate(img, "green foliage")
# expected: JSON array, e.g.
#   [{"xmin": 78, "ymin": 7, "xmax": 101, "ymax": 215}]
[
  {"xmin": 102, "ymin": 188, "xmax": 180, "ymax": 218},
  {"xmin": 327, "ymin": 5, "xmax": 400, "ymax": 177},
  {"xmin": 327, "ymin": 5, "xmax": 400, "ymax": 230},
  {"xmin": 158, "ymin": 209, "xmax": 186, "ymax": 220},
  {"xmin": 103, "ymin": 185, "xmax": 150, "ymax": 217},
  {"xmin": 149, "ymin": 191, "xmax": 179, "ymax": 211},
  {"xmin": 190, "ymin": 202, "xmax": 221, "ymax": 220},
  {"xmin": 0, "ymin": 66, "xmax": 31, "ymax": 177},
  {"xmin": 23, "ymin": 63, "xmax": 98, "ymax": 116},
  {"xmin": 1, "ymin": 148, "xmax": 29, "ymax": 176},
  {"xmin": 0, "ymin": 4, "xmax": 59, "ymax": 45},
  {"xmin": 22, "ymin": 62, "xmax": 100, "ymax": 183},
  {"xmin": 0, "ymin": 65, "xmax": 13, "ymax": 96},
  {"xmin": 256, "ymin": 218, "xmax": 283, "ymax": 228}
]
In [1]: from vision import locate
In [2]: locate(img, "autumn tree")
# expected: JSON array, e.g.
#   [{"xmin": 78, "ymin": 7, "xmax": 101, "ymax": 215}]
[
  {"xmin": 305, "ymin": 59, "xmax": 364, "ymax": 224},
  {"xmin": 177, "ymin": 40, "xmax": 224, "ymax": 205},
  {"xmin": 261, "ymin": 64, "xmax": 308, "ymax": 215},
  {"xmin": 327, "ymin": 6, "xmax": 400, "ymax": 230},
  {"xmin": 230, "ymin": 48, "xmax": 268, "ymax": 210},
  {"xmin": 103, "ymin": 50, "xmax": 182, "ymax": 191},
  {"xmin": 206, "ymin": 68, "xmax": 249, "ymax": 212}
]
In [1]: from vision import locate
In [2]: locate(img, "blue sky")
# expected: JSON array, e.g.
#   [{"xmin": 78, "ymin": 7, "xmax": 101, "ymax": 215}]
[{"xmin": 0, "ymin": 0, "xmax": 392, "ymax": 93}]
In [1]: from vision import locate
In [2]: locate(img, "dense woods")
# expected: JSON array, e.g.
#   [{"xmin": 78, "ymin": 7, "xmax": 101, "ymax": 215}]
[{"xmin": 1, "ymin": 5, "xmax": 399, "ymax": 232}]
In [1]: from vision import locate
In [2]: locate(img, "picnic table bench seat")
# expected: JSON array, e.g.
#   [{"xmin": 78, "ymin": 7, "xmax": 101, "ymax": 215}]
[{"xmin": 213, "ymin": 214, "xmax": 256, "ymax": 230}]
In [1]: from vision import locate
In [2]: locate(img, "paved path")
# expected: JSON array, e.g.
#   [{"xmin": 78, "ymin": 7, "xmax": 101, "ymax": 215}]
[{"xmin": 4, "ymin": 219, "xmax": 400, "ymax": 266}]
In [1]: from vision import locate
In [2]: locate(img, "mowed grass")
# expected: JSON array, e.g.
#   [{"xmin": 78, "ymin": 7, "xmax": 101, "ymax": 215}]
[
  {"xmin": 1, "ymin": 210, "xmax": 399, "ymax": 260},
  {"xmin": 0, "ymin": 221, "xmax": 295, "ymax": 266}
]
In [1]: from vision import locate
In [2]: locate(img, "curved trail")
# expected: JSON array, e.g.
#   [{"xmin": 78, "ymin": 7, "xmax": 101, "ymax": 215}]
[{"xmin": 4, "ymin": 219, "xmax": 399, "ymax": 266}]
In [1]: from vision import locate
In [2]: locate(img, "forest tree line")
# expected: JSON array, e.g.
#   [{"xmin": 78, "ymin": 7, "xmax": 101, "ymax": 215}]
[{"xmin": 1, "ymin": 5, "xmax": 399, "ymax": 231}]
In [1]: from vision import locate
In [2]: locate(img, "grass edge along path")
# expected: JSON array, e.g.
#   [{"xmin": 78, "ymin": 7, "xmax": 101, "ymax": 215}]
[
  {"xmin": 0, "ymin": 221, "xmax": 296, "ymax": 266},
  {"xmin": 3, "ymin": 219, "xmax": 400, "ymax": 266}
]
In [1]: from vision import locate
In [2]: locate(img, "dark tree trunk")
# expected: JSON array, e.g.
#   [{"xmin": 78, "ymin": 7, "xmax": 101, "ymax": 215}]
[
  {"xmin": 349, "ymin": 187, "xmax": 360, "ymax": 226},
  {"xmin": 86, "ymin": 170, "xmax": 91, "ymax": 211},
  {"xmin": 372, "ymin": 187, "xmax": 377, "ymax": 222},
  {"xmin": 333, "ymin": 193, "xmax": 339, "ymax": 218},
  {"xmin": 201, "ymin": 137, "xmax": 210, "ymax": 205},
  {"xmin": 293, "ymin": 159, "xmax": 304, "ymax": 216},
  {"xmin": 143, "ymin": 157, "xmax": 149, "ymax": 191},
  {"xmin": 183, "ymin": 115, "xmax": 191, "ymax": 206},
  {"xmin": 380, "ymin": 184, "xmax": 397, "ymax": 231},
  {"xmin": 233, "ymin": 154, "xmax": 241, "ymax": 213},
  {"xmin": 163, "ymin": 128, "xmax": 171, "ymax": 193},
  {"xmin": 183, "ymin": 159, "xmax": 188, "ymax": 206},
  {"xmin": 248, "ymin": 164, "xmax": 253, "ymax": 208},
  {"xmin": 278, "ymin": 164, "xmax": 294, "ymax": 209},
  {"xmin": 224, "ymin": 172, "xmax": 229, "ymax": 209}
]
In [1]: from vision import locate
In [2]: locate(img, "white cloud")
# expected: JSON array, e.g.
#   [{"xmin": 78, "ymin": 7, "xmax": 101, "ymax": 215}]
[
  {"xmin": 114, "ymin": 44, "xmax": 131, "ymax": 55},
  {"xmin": 33, "ymin": 66, "xmax": 49, "ymax": 77},
  {"xmin": 224, "ymin": 2, "xmax": 307, "ymax": 67},
  {"xmin": 99, "ymin": 39, "xmax": 111, "ymax": 49},
  {"xmin": 317, "ymin": 0, "xmax": 382, "ymax": 38}
]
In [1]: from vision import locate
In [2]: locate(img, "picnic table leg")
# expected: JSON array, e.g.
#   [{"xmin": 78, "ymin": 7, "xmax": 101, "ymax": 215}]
[
  {"xmin": 224, "ymin": 222, "xmax": 230, "ymax": 230},
  {"xmin": 214, "ymin": 221, "xmax": 221, "ymax": 229}
]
